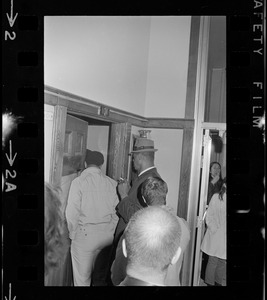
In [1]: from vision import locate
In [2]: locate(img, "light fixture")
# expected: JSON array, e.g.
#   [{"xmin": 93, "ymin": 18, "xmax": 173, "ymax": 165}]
[{"xmin": 138, "ymin": 130, "xmax": 151, "ymax": 139}]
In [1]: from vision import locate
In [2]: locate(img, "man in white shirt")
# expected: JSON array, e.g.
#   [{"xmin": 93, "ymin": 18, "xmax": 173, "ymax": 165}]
[{"xmin": 66, "ymin": 149, "xmax": 119, "ymax": 286}]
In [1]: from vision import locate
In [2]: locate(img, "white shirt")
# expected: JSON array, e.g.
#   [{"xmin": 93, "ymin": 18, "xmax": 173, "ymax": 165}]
[
  {"xmin": 66, "ymin": 167, "xmax": 119, "ymax": 239},
  {"xmin": 138, "ymin": 166, "xmax": 156, "ymax": 177},
  {"xmin": 201, "ymin": 192, "xmax": 226, "ymax": 259}
]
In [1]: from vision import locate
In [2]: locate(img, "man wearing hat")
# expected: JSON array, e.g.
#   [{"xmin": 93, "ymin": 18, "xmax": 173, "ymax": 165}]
[
  {"xmin": 114, "ymin": 137, "xmax": 162, "ymax": 245},
  {"xmin": 66, "ymin": 149, "xmax": 119, "ymax": 286}
]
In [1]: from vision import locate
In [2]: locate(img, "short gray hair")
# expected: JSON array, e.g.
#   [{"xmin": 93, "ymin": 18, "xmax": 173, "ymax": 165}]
[{"xmin": 124, "ymin": 206, "xmax": 181, "ymax": 272}]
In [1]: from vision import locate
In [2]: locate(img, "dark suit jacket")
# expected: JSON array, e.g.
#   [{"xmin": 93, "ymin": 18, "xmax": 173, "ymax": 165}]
[{"xmin": 114, "ymin": 167, "xmax": 161, "ymax": 242}]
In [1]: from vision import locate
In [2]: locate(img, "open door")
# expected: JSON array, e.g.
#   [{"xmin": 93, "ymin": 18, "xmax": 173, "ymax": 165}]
[
  {"xmin": 63, "ymin": 115, "xmax": 88, "ymax": 175},
  {"xmin": 108, "ymin": 123, "xmax": 131, "ymax": 181},
  {"xmin": 192, "ymin": 126, "xmax": 226, "ymax": 286},
  {"xmin": 60, "ymin": 114, "xmax": 88, "ymax": 214},
  {"xmin": 47, "ymin": 112, "xmax": 88, "ymax": 286},
  {"xmin": 192, "ymin": 129, "xmax": 212, "ymax": 285}
]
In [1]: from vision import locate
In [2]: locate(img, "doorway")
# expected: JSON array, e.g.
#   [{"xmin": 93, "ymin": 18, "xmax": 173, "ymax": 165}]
[
  {"xmin": 46, "ymin": 106, "xmax": 132, "ymax": 286},
  {"xmin": 68, "ymin": 113, "xmax": 111, "ymax": 174},
  {"xmin": 60, "ymin": 113, "xmax": 112, "ymax": 215},
  {"xmin": 192, "ymin": 126, "xmax": 226, "ymax": 286}
]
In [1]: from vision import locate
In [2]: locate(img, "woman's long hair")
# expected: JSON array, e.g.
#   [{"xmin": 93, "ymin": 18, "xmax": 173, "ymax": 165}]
[{"xmin": 219, "ymin": 177, "xmax": 227, "ymax": 201}]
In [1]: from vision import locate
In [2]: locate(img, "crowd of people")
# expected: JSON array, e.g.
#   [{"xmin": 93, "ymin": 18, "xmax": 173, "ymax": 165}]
[{"xmin": 44, "ymin": 137, "xmax": 226, "ymax": 287}]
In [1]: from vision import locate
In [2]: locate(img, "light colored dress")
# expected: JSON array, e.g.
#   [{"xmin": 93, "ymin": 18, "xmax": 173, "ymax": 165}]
[{"xmin": 201, "ymin": 192, "xmax": 226, "ymax": 259}]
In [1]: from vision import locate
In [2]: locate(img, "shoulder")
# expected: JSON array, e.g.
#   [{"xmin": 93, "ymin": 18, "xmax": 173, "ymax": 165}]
[
  {"xmin": 207, "ymin": 194, "xmax": 222, "ymax": 211},
  {"xmin": 102, "ymin": 174, "xmax": 118, "ymax": 187},
  {"xmin": 151, "ymin": 168, "xmax": 161, "ymax": 177},
  {"xmin": 141, "ymin": 168, "xmax": 161, "ymax": 179},
  {"xmin": 70, "ymin": 176, "xmax": 80, "ymax": 187},
  {"xmin": 177, "ymin": 217, "xmax": 190, "ymax": 232},
  {"xmin": 177, "ymin": 217, "xmax": 190, "ymax": 242},
  {"xmin": 210, "ymin": 193, "xmax": 220, "ymax": 204}
]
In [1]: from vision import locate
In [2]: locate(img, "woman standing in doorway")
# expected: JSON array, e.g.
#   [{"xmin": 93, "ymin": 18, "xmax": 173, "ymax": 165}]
[
  {"xmin": 201, "ymin": 177, "xmax": 227, "ymax": 286},
  {"xmin": 201, "ymin": 161, "xmax": 224, "ymax": 281},
  {"xmin": 207, "ymin": 162, "xmax": 223, "ymax": 206}
]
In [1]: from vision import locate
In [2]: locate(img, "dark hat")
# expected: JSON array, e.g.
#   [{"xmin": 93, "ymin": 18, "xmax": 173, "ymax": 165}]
[
  {"xmin": 131, "ymin": 138, "xmax": 158, "ymax": 153},
  {"xmin": 212, "ymin": 135, "xmax": 223, "ymax": 153},
  {"xmin": 85, "ymin": 149, "xmax": 104, "ymax": 166}
]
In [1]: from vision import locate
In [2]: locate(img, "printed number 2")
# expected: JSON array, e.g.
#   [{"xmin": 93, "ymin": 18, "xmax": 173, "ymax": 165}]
[
  {"xmin": 5, "ymin": 31, "xmax": 16, "ymax": 41},
  {"xmin": 5, "ymin": 169, "xmax": 17, "ymax": 179}
]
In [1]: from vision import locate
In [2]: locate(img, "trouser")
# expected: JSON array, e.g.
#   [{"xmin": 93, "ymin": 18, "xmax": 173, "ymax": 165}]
[
  {"xmin": 70, "ymin": 223, "xmax": 114, "ymax": 286},
  {"xmin": 91, "ymin": 244, "xmax": 113, "ymax": 286},
  {"xmin": 106, "ymin": 228, "xmax": 125, "ymax": 286},
  {"xmin": 110, "ymin": 235, "xmax": 127, "ymax": 286},
  {"xmin": 201, "ymin": 252, "xmax": 209, "ymax": 280},
  {"xmin": 205, "ymin": 255, "xmax": 226, "ymax": 285}
]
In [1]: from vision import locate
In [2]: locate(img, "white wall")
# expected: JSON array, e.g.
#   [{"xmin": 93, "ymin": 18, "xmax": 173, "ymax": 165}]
[
  {"xmin": 87, "ymin": 125, "xmax": 109, "ymax": 174},
  {"xmin": 45, "ymin": 16, "xmax": 150, "ymax": 116},
  {"xmin": 145, "ymin": 17, "xmax": 191, "ymax": 118},
  {"xmin": 44, "ymin": 16, "xmax": 191, "ymax": 211},
  {"xmin": 44, "ymin": 16, "xmax": 191, "ymax": 118},
  {"xmin": 44, "ymin": 104, "xmax": 54, "ymax": 182},
  {"xmin": 149, "ymin": 128, "xmax": 183, "ymax": 213}
]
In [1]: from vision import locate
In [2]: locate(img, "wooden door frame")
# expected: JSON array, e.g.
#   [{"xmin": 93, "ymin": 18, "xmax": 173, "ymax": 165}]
[
  {"xmin": 49, "ymin": 105, "xmax": 67, "ymax": 186},
  {"xmin": 176, "ymin": 16, "xmax": 201, "ymax": 286},
  {"xmin": 180, "ymin": 16, "xmax": 212, "ymax": 286},
  {"xmin": 107, "ymin": 123, "xmax": 132, "ymax": 181},
  {"xmin": 45, "ymin": 86, "xmax": 195, "ymax": 187}
]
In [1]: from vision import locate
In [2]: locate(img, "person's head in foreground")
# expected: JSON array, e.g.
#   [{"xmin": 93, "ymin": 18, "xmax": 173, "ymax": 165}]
[{"xmin": 121, "ymin": 206, "xmax": 181, "ymax": 286}]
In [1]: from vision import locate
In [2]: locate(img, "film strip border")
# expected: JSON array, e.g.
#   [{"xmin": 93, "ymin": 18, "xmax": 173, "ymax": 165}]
[
  {"xmin": 227, "ymin": 10, "xmax": 265, "ymax": 299},
  {"xmin": 1, "ymin": 3, "xmax": 265, "ymax": 300},
  {"xmin": 2, "ymin": 1, "xmax": 44, "ymax": 299}
]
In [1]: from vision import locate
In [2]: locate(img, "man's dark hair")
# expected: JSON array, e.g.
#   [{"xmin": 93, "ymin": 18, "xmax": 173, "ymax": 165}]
[{"xmin": 140, "ymin": 176, "xmax": 168, "ymax": 207}]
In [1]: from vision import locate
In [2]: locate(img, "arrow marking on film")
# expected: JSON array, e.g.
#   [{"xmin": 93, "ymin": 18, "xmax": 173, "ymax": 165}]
[
  {"xmin": 6, "ymin": 0, "xmax": 18, "ymax": 27},
  {"xmin": 5, "ymin": 140, "xmax": 17, "ymax": 167}
]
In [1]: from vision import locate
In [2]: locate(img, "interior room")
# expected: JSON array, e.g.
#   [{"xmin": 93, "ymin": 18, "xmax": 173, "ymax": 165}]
[{"xmin": 44, "ymin": 16, "xmax": 226, "ymax": 286}]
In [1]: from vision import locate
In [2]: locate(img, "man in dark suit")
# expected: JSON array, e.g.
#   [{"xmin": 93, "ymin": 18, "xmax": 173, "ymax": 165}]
[
  {"xmin": 105, "ymin": 138, "xmax": 161, "ymax": 285},
  {"xmin": 114, "ymin": 137, "xmax": 161, "ymax": 243}
]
